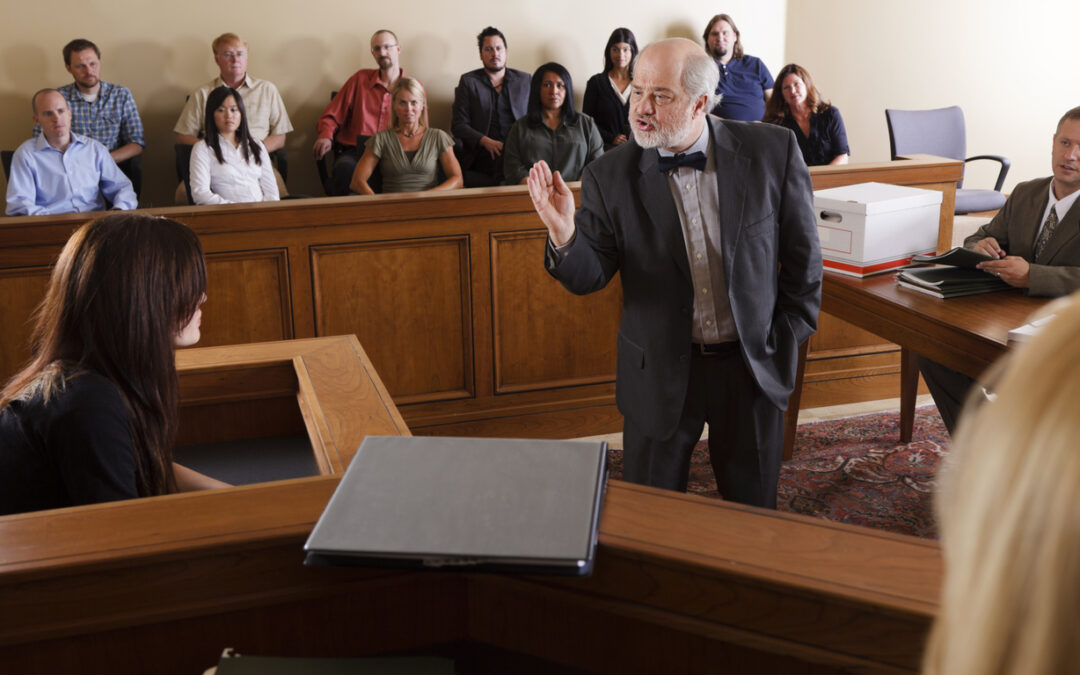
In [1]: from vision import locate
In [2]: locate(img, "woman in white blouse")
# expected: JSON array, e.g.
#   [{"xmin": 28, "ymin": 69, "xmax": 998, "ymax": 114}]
[{"xmin": 189, "ymin": 86, "xmax": 279, "ymax": 205}]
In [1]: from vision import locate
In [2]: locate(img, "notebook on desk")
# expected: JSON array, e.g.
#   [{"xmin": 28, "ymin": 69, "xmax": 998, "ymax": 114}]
[{"xmin": 304, "ymin": 436, "xmax": 608, "ymax": 576}]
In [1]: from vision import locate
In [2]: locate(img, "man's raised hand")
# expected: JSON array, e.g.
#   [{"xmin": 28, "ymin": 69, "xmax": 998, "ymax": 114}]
[{"xmin": 527, "ymin": 160, "xmax": 576, "ymax": 247}]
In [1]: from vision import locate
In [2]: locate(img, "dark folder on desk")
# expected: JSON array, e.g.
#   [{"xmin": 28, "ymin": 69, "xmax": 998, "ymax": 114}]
[{"xmin": 304, "ymin": 436, "xmax": 608, "ymax": 576}]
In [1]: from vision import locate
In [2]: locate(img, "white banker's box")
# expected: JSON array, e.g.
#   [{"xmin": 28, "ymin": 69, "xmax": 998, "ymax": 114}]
[{"xmin": 814, "ymin": 182, "xmax": 943, "ymax": 277}]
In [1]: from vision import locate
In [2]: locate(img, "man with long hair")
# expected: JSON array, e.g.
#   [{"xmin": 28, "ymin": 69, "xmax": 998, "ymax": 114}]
[{"xmin": 702, "ymin": 14, "xmax": 774, "ymax": 121}]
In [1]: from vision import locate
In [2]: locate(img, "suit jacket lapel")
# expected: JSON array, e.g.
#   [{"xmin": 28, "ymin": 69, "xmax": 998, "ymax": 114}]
[
  {"xmin": 709, "ymin": 118, "xmax": 749, "ymax": 281},
  {"xmin": 637, "ymin": 148, "xmax": 692, "ymax": 284}
]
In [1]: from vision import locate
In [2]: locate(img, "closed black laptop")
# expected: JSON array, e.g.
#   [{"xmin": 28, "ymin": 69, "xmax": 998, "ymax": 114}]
[{"xmin": 304, "ymin": 436, "xmax": 608, "ymax": 576}]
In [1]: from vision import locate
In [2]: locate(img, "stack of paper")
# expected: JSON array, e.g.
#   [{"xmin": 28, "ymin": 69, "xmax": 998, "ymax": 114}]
[
  {"xmin": 1007, "ymin": 314, "xmax": 1056, "ymax": 342},
  {"xmin": 896, "ymin": 265, "xmax": 1011, "ymax": 298}
]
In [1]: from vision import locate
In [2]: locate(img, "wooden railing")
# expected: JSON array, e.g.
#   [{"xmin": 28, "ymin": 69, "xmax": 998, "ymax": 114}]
[{"xmin": 0, "ymin": 155, "xmax": 962, "ymax": 436}]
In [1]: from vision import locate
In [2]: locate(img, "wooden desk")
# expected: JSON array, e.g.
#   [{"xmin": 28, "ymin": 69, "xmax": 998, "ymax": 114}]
[{"xmin": 820, "ymin": 272, "xmax": 1046, "ymax": 440}]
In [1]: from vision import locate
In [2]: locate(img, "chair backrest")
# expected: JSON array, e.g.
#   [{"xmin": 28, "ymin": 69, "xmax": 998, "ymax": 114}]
[
  {"xmin": 174, "ymin": 143, "xmax": 194, "ymax": 204},
  {"xmin": 115, "ymin": 155, "xmax": 142, "ymax": 199},
  {"xmin": 1, "ymin": 150, "xmax": 14, "ymax": 181},
  {"xmin": 885, "ymin": 106, "xmax": 967, "ymax": 162}
]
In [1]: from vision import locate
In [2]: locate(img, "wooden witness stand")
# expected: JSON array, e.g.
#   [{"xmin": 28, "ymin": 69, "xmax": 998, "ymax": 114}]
[
  {"xmin": 0, "ymin": 337, "xmax": 940, "ymax": 674},
  {"xmin": 0, "ymin": 156, "xmax": 965, "ymax": 673}
]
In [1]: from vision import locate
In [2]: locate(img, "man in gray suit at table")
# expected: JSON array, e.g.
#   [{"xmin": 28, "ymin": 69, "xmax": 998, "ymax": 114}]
[
  {"xmin": 527, "ymin": 38, "xmax": 821, "ymax": 508},
  {"xmin": 918, "ymin": 106, "xmax": 1080, "ymax": 434},
  {"xmin": 451, "ymin": 26, "xmax": 530, "ymax": 187}
]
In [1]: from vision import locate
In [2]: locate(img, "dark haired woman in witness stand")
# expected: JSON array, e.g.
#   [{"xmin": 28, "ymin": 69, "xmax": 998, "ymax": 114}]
[
  {"xmin": 583, "ymin": 27, "xmax": 638, "ymax": 151},
  {"xmin": 0, "ymin": 214, "xmax": 228, "ymax": 516},
  {"xmin": 189, "ymin": 85, "xmax": 279, "ymax": 204},
  {"xmin": 503, "ymin": 62, "xmax": 604, "ymax": 185},
  {"xmin": 350, "ymin": 77, "xmax": 462, "ymax": 194},
  {"xmin": 763, "ymin": 63, "xmax": 849, "ymax": 166}
]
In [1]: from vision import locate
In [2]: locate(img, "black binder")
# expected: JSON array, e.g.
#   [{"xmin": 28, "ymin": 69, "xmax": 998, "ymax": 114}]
[{"xmin": 304, "ymin": 436, "xmax": 608, "ymax": 576}]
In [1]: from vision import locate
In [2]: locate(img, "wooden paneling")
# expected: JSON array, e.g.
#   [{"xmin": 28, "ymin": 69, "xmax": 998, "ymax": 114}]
[
  {"xmin": 201, "ymin": 248, "xmax": 293, "ymax": 346},
  {"xmin": 0, "ymin": 155, "xmax": 965, "ymax": 436},
  {"xmin": 0, "ymin": 266, "xmax": 50, "ymax": 380},
  {"xmin": 310, "ymin": 236, "xmax": 473, "ymax": 404},
  {"xmin": 490, "ymin": 231, "xmax": 620, "ymax": 393}
]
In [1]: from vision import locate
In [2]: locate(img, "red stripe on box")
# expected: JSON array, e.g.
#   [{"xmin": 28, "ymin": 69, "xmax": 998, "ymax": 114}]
[{"xmin": 823, "ymin": 256, "xmax": 914, "ymax": 277}]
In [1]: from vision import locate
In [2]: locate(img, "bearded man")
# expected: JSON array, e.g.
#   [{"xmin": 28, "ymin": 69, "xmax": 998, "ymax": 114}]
[
  {"xmin": 451, "ymin": 26, "xmax": 531, "ymax": 187},
  {"xmin": 527, "ymin": 38, "xmax": 821, "ymax": 508}
]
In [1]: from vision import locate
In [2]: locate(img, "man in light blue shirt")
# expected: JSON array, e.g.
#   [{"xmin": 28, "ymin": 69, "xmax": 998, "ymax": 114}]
[{"xmin": 6, "ymin": 89, "xmax": 136, "ymax": 216}]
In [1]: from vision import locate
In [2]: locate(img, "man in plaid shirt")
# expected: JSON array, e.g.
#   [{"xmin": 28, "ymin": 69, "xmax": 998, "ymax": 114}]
[{"xmin": 34, "ymin": 39, "xmax": 145, "ymax": 164}]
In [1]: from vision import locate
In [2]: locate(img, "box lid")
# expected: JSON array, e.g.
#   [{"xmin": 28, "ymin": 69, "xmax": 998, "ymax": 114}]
[{"xmin": 813, "ymin": 182, "xmax": 944, "ymax": 215}]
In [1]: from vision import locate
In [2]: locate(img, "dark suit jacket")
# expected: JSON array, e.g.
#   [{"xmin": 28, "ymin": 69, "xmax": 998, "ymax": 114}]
[
  {"xmin": 547, "ymin": 116, "xmax": 822, "ymax": 440},
  {"xmin": 965, "ymin": 176, "xmax": 1080, "ymax": 297},
  {"xmin": 451, "ymin": 68, "xmax": 530, "ymax": 171},
  {"xmin": 582, "ymin": 73, "xmax": 630, "ymax": 150}
]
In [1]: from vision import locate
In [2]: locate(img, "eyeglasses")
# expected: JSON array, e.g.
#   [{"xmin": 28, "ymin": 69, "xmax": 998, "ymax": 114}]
[{"xmin": 219, "ymin": 51, "xmax": 246, "ymax": 59}]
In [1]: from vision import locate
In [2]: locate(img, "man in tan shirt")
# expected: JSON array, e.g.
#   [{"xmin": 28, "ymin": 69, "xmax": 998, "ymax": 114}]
[{"xmin": 174, "ymin": 33, "xmax": 293, "ymax": 153}]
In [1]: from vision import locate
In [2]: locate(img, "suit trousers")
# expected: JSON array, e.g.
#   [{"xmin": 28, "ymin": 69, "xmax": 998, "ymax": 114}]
[
  {"xmin": 621, "ymin": 346, "xmax": 784, "ymax": 509},
  {"xmin": 915, "ymin": 354, "xmax": 975, "ymax": 435}
]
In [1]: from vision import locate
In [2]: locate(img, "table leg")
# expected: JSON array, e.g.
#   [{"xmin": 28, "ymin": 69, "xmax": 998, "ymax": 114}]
[
  {"xmin": 783, "ymin": 340, "xmax": 810, "ymax": 461},
  {"xmin": 899, "ymin": 347, "xmax": 919, "ymax": 443}
]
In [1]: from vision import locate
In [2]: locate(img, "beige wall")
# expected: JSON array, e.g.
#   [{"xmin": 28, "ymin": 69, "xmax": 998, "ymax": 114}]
[
  {"xmin": 785, "ymin": 0, "xmax": 1079, "ymax": 194},
  {"xmin": 0, "ymin": 0, "xmax": 785, "ymax": 209}
]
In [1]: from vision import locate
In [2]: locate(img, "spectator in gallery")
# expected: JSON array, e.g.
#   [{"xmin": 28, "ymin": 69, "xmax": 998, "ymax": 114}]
[
  {"xmin": 6, "ymin": 88, "xmax": 136, "ymax": 216},
  {"xmin": 503, "ymin": 62, "xmax": 603, "ymax": 185},
  {"xmin": 451, "ymin": 26, "xmax": 531, "ymax": 187},
  {"xmin": 350, "ymin": 78, "xmax": 462, "ymax": 194},
  {"xmin": 189, "ymin": 86, "xmax": 280, "ymax": 205},
  {"xmin": 315, "ymin": 29, "xmax": 412, "ymax": 195},
  {"xmin": 702, "ymin": 13, "xmax": 773, "ymax": 121},
  {"xmin": 583, "ymin": 27, "xmax": 638, "ymax": 151},
  {"xmin": 35, "ymin": 38, "xmax": 145, "ymax": 165},
  {"xmin": 763, "ymin": 63, "xmax": 850, "ymax": 166}
]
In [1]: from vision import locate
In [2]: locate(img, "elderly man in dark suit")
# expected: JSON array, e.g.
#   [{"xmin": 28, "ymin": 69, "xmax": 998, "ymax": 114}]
[
  {"xmin": 528, "ymin": 38, "xmax": 821, "ymax": 508},
  {"xmin": 918, "ymin": 106, "xmax": 1080, "ymax": 434},
  {"xmin": 451, "ymin": 27, "xmax": 530, "ymax": 187}
]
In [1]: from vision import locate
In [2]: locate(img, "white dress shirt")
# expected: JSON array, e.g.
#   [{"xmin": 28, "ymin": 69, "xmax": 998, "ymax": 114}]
[{"xmin": 189, "ymin": 137, "xmax": 279, "ymax": 205}]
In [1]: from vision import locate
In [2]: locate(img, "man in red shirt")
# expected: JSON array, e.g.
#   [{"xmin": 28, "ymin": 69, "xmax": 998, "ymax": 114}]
[{"xmin": 314, "ymin": 29, "xmax": 416, "ymax": 195}]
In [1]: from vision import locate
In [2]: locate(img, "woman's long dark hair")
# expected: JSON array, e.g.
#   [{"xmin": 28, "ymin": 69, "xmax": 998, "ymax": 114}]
[
  {"xmin": 526, "ymin": 62, "xmax": 578, "ymax": 127},
  {"xmin": 204, "ymin": 85, "xmax": 262, "ymax": 166},
  {"xmin": 602, "ymin": 27, "xmax": 638, "ymax": 77},
  {"xmin": 0, "ymin": 214, "xmax": 207, "ymax": 497}
]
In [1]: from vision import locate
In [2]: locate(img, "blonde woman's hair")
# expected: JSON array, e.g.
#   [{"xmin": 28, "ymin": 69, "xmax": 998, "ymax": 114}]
[{"xmin": 923, "ymin": 292, "xmax": 1080, "ymax": 674}]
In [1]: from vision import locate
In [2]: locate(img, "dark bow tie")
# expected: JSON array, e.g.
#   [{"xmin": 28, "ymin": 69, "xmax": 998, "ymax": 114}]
[{"xmin": 658, "ymin": 151, "xmax": 707, "ymax": 173}]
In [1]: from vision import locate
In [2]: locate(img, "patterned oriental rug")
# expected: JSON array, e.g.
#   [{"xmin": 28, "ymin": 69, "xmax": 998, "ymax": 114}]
[{"xmin": 605, "ymin": 407, "xmax": 950, "ymax": 539}]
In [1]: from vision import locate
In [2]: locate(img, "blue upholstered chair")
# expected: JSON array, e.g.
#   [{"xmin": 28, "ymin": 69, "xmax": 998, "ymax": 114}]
[{"xmin": 885, "ymin": 106, "xmax": 1011, "ymax": 214}]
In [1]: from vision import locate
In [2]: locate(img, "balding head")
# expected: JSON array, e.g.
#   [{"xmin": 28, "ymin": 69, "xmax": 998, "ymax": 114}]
[
  {"xmin": 636, "ymin": 38, "xmax": 720, "ymax": 111},
  {"xmin": 32, "ymin": 89, "xmax": 72, "ymax": 147},
  {"xmin": 630, "ymin": 39, "xmax": 717, "ymax": 152}
]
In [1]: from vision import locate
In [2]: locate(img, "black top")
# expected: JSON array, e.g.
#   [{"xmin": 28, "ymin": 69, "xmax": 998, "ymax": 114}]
[
  {"xmin": 774, "ymin": 105, "xmax": 850, "ymax": 167},
  {"xmin": 582, "ymin": 73, "xmax": 631, "ymax": 150},
  {"xmin": 0, "ymin": 371, "xmax": 137, "ymax": 515}
]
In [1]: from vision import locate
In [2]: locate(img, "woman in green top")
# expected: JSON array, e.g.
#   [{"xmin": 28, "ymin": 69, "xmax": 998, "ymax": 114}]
[
  {"xmin": 350, "ymin": 78, "xmax": 463, "ymax": 194},
  {"xmin": 503, "ymin": 62, "xmax": 604, "ymax": 185}
]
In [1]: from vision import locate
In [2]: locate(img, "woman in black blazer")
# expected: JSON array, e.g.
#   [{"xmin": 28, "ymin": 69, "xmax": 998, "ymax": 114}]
[{"xmin": 582, "ymin": 28, "xmax": 638, "ymax": 151}]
